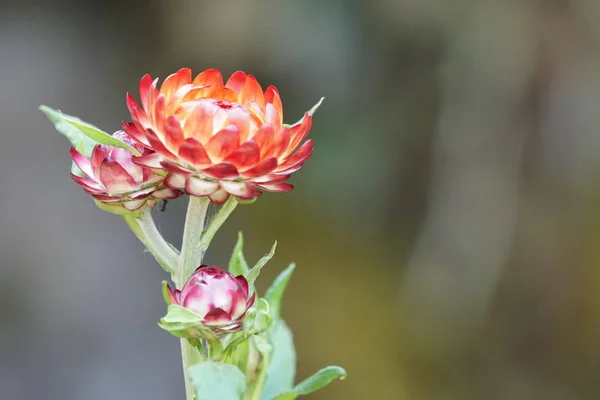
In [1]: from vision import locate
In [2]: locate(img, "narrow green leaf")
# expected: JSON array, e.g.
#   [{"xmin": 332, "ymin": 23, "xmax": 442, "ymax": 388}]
[
  {"xmin": 189, "ymin": 362, "xmax": 246, "ymax": 400},
  {"xmin": 40, "ymin": 105, "xmax": 97, "ymax": 157},
  {"xmin": 264, "ymin": 263, "xmax": 295, "ymax": 321},
  {"xmin": 245, "ymin": 241, "xmax": 277, "ymax": 289},
  {"xmin": 161, "ymin": 281, "xmax": 171, "ymax": 306},
  {"xmin": 39, "ymin": 105, "xmax": 141, "ymax": 155},
  {"xmin": 273, "ymin": 366, "xmax": 347, "ymax": 399},
  {"xmin": 228, "ymin": 231, "xmax": 250, "ymax": 276},
  {"xmin": 283, "ymin": 97, "xmax": 324, "ymax": 127},
  {"xmin": 307, "ymin": 97, "xmax": 325, "ymax": 116},
  {"xmin": 66, "ymin": 117, "xmax": 141, "ymax": 156},
  {"xmin": 261, "ymin": 320, "xmax": 296, "ymax": 400}
]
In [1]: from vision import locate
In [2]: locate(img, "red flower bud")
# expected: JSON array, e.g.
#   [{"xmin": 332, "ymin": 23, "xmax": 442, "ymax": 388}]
[
  {"xmin": 70, "ymin": 131, "xmax": 181, "ymax": 212},
  {"xmin": 167, "ymin": 265, "xmax": 255, "ymax": 333}
]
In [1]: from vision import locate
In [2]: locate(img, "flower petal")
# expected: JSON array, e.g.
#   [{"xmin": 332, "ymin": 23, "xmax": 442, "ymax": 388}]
[
  {"xmin": 220, "ymin": 181, "xmax": 259, "ymax": 199},
  {"xmin": 122, "ymin": 122, "xmax": 150, "ymax": 147},
  {"xmin": 167, "ymin": 285, "xmax": 181, "ymax": 305},
  {"xmin": 235, "ymin": 275, "xmax": 249, "ymax": 297},
  {"xmin": 208, "ymin": 188, "xmax": 230, "ymax": 204},
  {"xmin": 160, "ymin": 68, "xmax": 192, "ymax": 100},
  {"xmin": 151, "ymin": 94, "xmax": 167, "ymax": 139},
  {"xmin": 153, "ymin": 188, "xmax": 182, "ymax": 200},
  {"xmin": 241, "ymin": 157, "xmax": 278, "ymax": 178},
  {"xmin": 264, "ymin": 85, "xmax": 283, "ymax": 120},
  {"xmin": 223, "ymin": 140, "xmax": 260, "ymax": 169},
  {"xmin": 252, "ymin": 173, "xmax": 291, "ymax": 184},
  {"xmin": 164, "ymin": 173, "xmax": 187, "ymax": 189},
  {"xmin": 252, "ymin": 124, "xmax": 275, "ymax": 159},
  {"xmin": 139, "ymin": 74, "xmax": 153, "ymax": 111},
  {"xmin": 284, "ymin": 113, "xmax": 312, "ymax": 157},
  {"xmin": 256, "ymin": 182, "xmax": 294, "ymax": 192},
  {"xmin": 186, "ymin": 177, "xmax": 219, "ymax": 196},
  {"xmin": 122, "ymin": 198, "xmax": 147, "ymax": 211},
  {"xmin": 129, "ymin": 187, "xmax": 156, "ymax": 199},
  {"xmin": 275, "ymin": 139, "xmax": 313, "ymax": 173},
  {"xmin": 146, "ymin": 129, "xmax": 177, "ymax": 159},
  {"xmin": 99, "ymin": 161, "xmax": 138, "ymax": 194},
  {"xmin": 225, "ymin": 71, "xmax": 247, "ymax": 94},
  {"xmin": 70, "ymin": 173, "xmax": 103, "ymax": 192},
  {"xmin": 205, "ymin": 126, "xmax": 240, "ymax": 161},
  {"xmin": 91, "ymin": 145, "xmax": 107, "ymax": 180},
  {"xmin": 203, "ymin": 308, "xmax": 232, "ymax": 326},
  {"xmin": 133, "ymin": 152, "xmax": 164, "ymax": 169},
  {"xmin": 271, "ymin": 128, "xmax": 291, "ymax": 159},
  {"xmin": 164, "ymin": 115, "xmax": 185, "ymax": 151},
  {"xmin": 202, "ymin": 163, "xmax": 239, "ymax": 179},
  {"xmin": 178, "ymin": 137, "xmax": 212, "ymax": 167},
  {"xmin": 192, "ymin": 68, "xmax": 224, "ymax": 87},
  {"xmin": 239, "ymin": 74, "xmax": 265, "ymax": 110},
  {"xmin": 182, "ymin": 101, "xmax": 215, "ymax": 142},
  {"xmin": 69, "ymin": 147, "xmax": 94, "ymax": 178}
]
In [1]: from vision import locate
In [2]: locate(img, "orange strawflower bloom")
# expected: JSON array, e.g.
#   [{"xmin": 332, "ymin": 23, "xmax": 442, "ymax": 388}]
[{"xmin": 124, "ymin": 68, "xmax": 314, "ymax": 204}]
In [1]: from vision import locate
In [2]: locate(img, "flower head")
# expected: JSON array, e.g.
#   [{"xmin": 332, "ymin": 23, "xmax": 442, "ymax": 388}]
[
  {"xmin": 167, "ymin": 265, "xmax": 255, "ymax": 333},
  {"xmin": 124, "ymin": 68, "xmax": 314, "ymax": 204},
  {"xmin": 70, "ymin": 130, "xmax": 181, "ymax": 212}
]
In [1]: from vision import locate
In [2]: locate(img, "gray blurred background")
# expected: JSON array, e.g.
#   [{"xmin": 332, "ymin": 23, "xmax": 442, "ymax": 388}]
[{"xmin": 3, "ymin": 0, "xmax": 600, "ymax": 399}]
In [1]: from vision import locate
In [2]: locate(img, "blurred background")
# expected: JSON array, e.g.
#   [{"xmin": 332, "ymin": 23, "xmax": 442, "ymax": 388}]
[{"xmin": 2, "ymin": 0, "xmax": 600, "ymax": 399}]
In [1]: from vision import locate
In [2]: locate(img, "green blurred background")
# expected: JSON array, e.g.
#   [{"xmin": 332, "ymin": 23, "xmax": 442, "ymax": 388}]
[{"xmin": 3, "ymin": 0, "xmax": 600, "ymax": 399}]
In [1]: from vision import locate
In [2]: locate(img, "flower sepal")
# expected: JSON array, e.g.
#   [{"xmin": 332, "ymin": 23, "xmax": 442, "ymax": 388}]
[
  {"xmin": 158, "ymin": 303, "xmax": 216, "ymax": 341},
  {"xmin": 242, "ymin": 298, "xmax": 272, "ymax": 336}
]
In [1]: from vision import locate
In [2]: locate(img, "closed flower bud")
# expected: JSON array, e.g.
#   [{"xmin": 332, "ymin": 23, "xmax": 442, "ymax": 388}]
[
  {"xmin": 69, "ymin": 130, "xmax": 180, "ymax": 212},
  {"xmin": 167, "ymin": 265, "xmax": 255, "ymax": 334}
]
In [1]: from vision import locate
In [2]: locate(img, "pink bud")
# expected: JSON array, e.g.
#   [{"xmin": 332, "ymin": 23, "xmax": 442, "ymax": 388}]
[
  {"xmin": 69, "ymin": 130, "xmax": 181, "ymax": 212},
  {"xmin": 167, "ymin": 265, "xmax": 255, "ymax": 333}
]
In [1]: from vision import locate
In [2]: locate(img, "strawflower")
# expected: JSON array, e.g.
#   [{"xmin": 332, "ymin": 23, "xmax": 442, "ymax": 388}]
[{"xmin": 124, "ymin": 68, "xmax": 314, "ymax": 204}]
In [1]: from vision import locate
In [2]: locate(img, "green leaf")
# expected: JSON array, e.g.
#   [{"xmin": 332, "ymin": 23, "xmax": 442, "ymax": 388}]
[
  {"xmin": 189, "ymin": 362, "xmax": 246, "ymax": 400},
  {"xmin": 273, "ymin": 366, "xmax": 347, "ymax": 400},
  {"xmin": 39, "ymin": 105, "xmax": 141, "ymax": 155},
  {"xmin": 40, "ymin": 105, "xmax": 97, "ymax": 157},
  {"xmin": 261, "ymin": 320, "xmax": 296, "ymax": 400},
  {"xmin": 245, "ymin": 241, "xmax": 277, "ymax": 289},
  {"xmin": 228, "ymin": 232, "xmax": 250, "ymax": 276},
  {"xmin": 307, "ymin": 97, "xmax": 325, "ymax": 116},
  {"xmin": 284, "ymin": 97, "xmax": 324, "ymax": 127},
  {"xmin": 161, "ymin": 281, "xmax": 171, "ymax": 305},
  {"xmin": 264, "ymin": 263, "xmax": 295, "ymax": 321}
]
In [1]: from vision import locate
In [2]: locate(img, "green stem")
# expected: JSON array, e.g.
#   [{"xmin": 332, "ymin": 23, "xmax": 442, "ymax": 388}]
[
  {"xmin": 177, "ymin": 196, "xmax": 211, "ymax": 287},
  {"xmin": 245, "ymin": 342, "xmax": 271, "ymax": 400},
  {"xmin": 122, "ymin": 208, "xmax": 179, "ymax": 274},
  {"xmin": 177, "ymin": 196, "xmax": 239, "ymax": 400},
  {"xmin": 181, "ymin": 340, "xmax": 202, "ymax": 400}
]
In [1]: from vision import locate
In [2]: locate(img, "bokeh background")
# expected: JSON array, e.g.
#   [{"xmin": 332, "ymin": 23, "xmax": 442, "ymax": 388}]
[{"xmin": 3, "ymin": 0, "xmax": 600, "ymax": 399}]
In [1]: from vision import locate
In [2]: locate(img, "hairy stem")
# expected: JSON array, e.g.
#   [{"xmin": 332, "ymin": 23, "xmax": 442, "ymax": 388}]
[
  {"xmin": 178, "ymin": 196, "xmax": 241, "ymax": 400},
  {"xmin": 122, "ymin": 208, "xmax": 179, "ymax": 274},
  {"xmin": 177, "ymin": 196, "xmax": 211, "ymax": 287}
]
